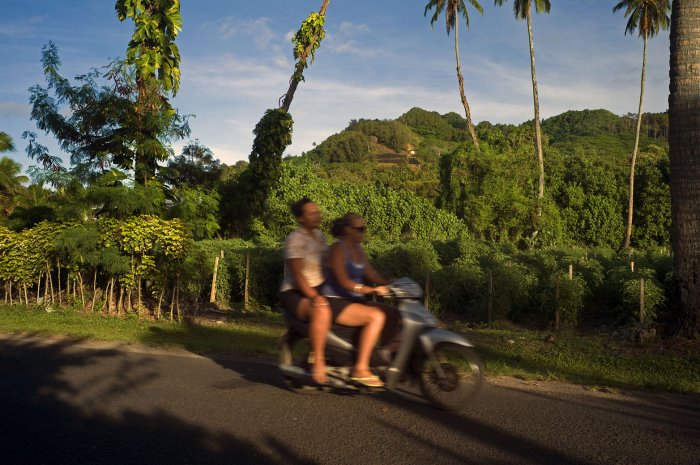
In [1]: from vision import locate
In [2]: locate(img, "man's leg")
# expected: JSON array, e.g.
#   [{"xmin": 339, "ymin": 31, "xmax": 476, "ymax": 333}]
[{"xmin": 298, "ymin": 300, "xmax": 332, "ymax": 384}]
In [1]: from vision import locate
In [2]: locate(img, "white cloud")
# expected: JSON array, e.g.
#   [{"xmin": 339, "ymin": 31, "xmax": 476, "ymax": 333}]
[{"xmin": 0, "ymin": 102, "xmax": 29, "ymax": 117}]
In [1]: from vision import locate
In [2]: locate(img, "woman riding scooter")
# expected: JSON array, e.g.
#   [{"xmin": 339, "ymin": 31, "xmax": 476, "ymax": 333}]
[{"xmin": 320, "ymin": 212, "xmax": 401, "ymax": 388}]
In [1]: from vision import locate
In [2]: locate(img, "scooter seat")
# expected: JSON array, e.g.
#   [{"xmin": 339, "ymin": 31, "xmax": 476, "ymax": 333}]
[{"xmin": 281, "ymin": 308, "xmax": 362, "ymax": 344}]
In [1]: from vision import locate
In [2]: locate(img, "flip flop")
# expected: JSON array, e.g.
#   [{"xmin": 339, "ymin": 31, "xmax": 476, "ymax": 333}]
[{"xmin": 350, "ymin": 375, "xmax": 384, "ymax": 388}]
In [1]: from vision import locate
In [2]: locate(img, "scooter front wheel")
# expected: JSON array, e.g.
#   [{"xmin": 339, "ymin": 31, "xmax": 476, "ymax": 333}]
[{"xmin": 418, "ymin": 343, "xmax": 483, "ymax": 410}]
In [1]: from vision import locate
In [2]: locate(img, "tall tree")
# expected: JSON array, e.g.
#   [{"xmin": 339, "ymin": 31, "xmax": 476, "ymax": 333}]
[
  {"xmin": 668, "ymin": 0, "xmax": 700, "ymax": 338},
  {"xmin": 424, "ymin": 0, "xmax": 484, "ymax": 149},
  {"xmin": 115, "ymin": 0, "xmax": 184, "ymax": 185},
  {"xmin": 614, "ymin": 0, "xmax": 671, "ymax": 249},
  {"xmin": 27, "ymin": 43, "xmax": 189, "ymax": 186},
  {"xmin": 0, "ymin": 132, "xmax": 15, "ymax": 153},
  {"xmin": 494, "ymin": 0, "xmax": 550, "ymax": 215}
]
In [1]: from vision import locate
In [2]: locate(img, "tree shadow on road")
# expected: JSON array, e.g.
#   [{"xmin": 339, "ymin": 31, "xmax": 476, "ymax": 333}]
[{"xmin": 0, "ymin": 334, "xmax": 317, "ymax": 465}]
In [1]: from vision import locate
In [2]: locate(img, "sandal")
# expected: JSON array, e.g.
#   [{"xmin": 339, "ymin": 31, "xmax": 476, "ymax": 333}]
[{"xmin": 350, "ymin": 375, "xmax": 384, "ymax": 388}]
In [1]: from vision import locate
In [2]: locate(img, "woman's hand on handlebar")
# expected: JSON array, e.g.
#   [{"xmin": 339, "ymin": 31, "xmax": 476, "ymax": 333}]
[{"xmin": 372, "ymin": 285, "xmax": 391, "ymax": 296}]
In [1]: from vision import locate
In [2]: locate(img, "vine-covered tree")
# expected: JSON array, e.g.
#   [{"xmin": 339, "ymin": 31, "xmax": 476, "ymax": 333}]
[
  {"xmin": 424, "ymin": 0, "xmax": 483, "ymax": 149},
  {"xmin": 232, "ymin": 1, "xmax": 330, "ymax": 235},
  {"xmin": 494, "ymin": 0, "xmax": 550, "ymax": 216},
  {"xmin": 613, "ymin": 0, "xmax": 671, "ymax": 249},
  {"xmin": 668, "ymin": 0, "xmax": 700, "ymax": 337}
]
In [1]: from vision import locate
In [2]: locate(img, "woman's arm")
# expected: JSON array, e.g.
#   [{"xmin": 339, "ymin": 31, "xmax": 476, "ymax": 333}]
[
  {"xmin": 361, "ymin": 248, "xmax": 390, "ymax": 285},
  {"xmin": 328, "ymin": 244, "xmax": 384, "ymax": 294}
]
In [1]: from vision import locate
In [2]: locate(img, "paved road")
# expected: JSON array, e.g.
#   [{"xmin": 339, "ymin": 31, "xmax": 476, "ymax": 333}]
[{"xmin": 1, "ymin": 333, "xmax": 698, "ymax": 465}]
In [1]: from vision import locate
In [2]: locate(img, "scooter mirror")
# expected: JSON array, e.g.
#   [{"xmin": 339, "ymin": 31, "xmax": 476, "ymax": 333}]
[{"xmin": 389, "ymin": 277, "xmax": 423, "ymax": 299}]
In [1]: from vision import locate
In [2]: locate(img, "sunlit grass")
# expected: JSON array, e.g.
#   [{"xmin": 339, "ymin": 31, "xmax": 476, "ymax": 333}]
[
  {"xmin": 462, "ymin": 325, "xmax": 700, "ymax": 394},
  {"xmin": 1, "ymin": 305, "xmax": 697, "ymax": 393},
  {"xmin": 0, "ymin": 304, "xmax": 284, "ymax": 357}
]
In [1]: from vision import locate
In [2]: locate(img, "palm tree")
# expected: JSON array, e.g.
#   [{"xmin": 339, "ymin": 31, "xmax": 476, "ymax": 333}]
[
  {"xmin": 0, "ymin": 157, "xmax": 28, "ymax": 216},
  {"xmin": 0, "ymin": 131, "xmax": 15, "ymax": 152},
  {"xmin": 494, "ymin": 0, "xmax": 550, "ymax": 215},
  {"xmin": 424, "ymin": 0, "xmax": 483, "ymax": 149},
  {"xmin": 614, "ymin": 0, "xmax": 671, "ymax": 250},
  {"xmin": 668, "ymin": 0, "xmax": 700, "ymax": 337}
]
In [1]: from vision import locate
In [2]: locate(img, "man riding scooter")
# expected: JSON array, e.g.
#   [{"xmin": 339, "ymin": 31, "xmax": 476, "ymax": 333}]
[{"xmin": 278, "ymin": 199, "xmax": 393, "ymax": 387}]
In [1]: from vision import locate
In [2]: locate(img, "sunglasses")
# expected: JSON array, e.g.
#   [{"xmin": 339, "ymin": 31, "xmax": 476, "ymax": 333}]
[{"xmin": 350, "ymin": 225, "xmax": 366, "ymax": 232}]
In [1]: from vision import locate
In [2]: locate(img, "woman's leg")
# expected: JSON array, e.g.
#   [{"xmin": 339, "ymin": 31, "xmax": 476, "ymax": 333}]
[
  {"xmin": 364, "ymin": 302, "xmax": 401, "ymax": 348},
  {"xmin": 335, "ymin": 303, "xmax": 385, "ymax": 379}
]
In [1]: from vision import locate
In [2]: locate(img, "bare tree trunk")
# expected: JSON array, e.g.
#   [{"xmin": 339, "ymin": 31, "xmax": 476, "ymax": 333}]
[
  {"xmin": 108, "ymin": 278, "xmax": 115, "ymax": 315},
  {"xmin": 156, "ymin": 278, "xmax": 166, "ymax": 320},
  {"xmin": 100, "ymin": 279, "xmax": 110, "ymax": 314},
  {"xmin": 175, "ymin": 275, "xmax": 181, "ymax": 322},
  {"xmin": 117, "ymin": 286, "xmax": 124, "ymax": 317},
  {"xmin": 668, "ymin": 0, "xmax": 700, "ymax": 338},
  {"xmin": 527, "ymin": 12, "xmax": 545, "ymax": 217},
  {"xmin": 454, "ymin": 22, "xmax": 479, "ymax": 149},
  {"xmin": 137, "ymin": 278, "xmax": 142, "ymax": 318},
  {"xmin": 169, "ymin": 284, "xmax": 176, "ymax": 321},
  {"xmin": 46, "ymin": 263, "xmax": 54, "ymax": 304},
  {"xmin": 57, "ymin": 259, "xmax": 62, "ymax": 306},
  {"xmin": 90, "ymin": 270, "xmax": 97, "ymax": 313},
  {"xmin": 279, "ymin": 0, "xmax": 330, "ymax": 112},
  {"xmin": 624, "ymin": 35, "xmax": 648, "ymax": 249},
  {"xmin": 78, "ymin": 272, "xmax": 85, "ymax": 309}
]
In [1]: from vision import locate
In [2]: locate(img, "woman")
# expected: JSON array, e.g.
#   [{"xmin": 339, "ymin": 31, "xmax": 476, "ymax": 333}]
[
  {"xmin": 278, "ymin": 199, "xmax": 389, "ymax": 387},
  {"xmin": 321, "ymin": 212, "xmax": 401, "ymax": 388}
]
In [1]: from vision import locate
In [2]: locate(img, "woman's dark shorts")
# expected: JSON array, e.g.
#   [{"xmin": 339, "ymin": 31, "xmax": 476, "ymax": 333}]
[{"xmin": 279, "ymin": 288, "xmax": 355, "ymax": 322}]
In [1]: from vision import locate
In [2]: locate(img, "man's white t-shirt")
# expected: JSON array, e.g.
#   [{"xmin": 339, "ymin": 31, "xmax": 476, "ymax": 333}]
[{"xmin": 279, "ymin": 228, "xmax": 328, "ymax": 292}]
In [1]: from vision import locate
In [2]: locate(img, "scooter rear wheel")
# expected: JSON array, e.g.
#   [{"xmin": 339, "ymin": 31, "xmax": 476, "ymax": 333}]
[{"xmin": 418, "ymin": 343, "xmax": 483, "ymax": 410}]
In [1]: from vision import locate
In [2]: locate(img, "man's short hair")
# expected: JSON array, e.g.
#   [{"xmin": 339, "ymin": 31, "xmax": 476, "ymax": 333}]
[{"xmin": 290, "ymin": 197, "xmax": 314, "ymax": 218}]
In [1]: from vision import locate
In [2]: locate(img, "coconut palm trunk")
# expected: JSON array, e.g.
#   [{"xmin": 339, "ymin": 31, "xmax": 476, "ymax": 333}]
[
  {"xmin": 526, "ymin": 12, "xmax": 545, "ymax": 213},
  {"xmin": 623, "ymin": 34, "xmax": 649, "ymax": 249},
  {"xmin": 668, "ymin": 0, "xmax": 700, "ymax": 337},
  {"xmin": 454, "ymin": 22, "xmax": 480, "ymax": 148},
  {"xmin": 279, "ymin": 0, "xmax": 330, "ymax": 112}
]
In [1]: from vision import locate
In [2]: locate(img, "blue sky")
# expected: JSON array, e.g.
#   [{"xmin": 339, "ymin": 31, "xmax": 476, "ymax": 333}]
[{"xmin": 1, "ymin": 0, "xmax": 671, "ymax": 168}]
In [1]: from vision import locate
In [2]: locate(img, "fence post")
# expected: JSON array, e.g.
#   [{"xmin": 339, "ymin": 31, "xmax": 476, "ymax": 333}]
[
  {"xmin": 209, "ymin": 256, "xmax": 219, "ymax": 303},
  {"xmin": 424, "ymin": 271, "xmax": 430, "ymax": 308},
  {"xmin": 487, "ymin": 270, "xmax": 494, "ymax": 324},
  {"xmin": 640, "ymin": 278, "xmax": 645, "ymax": 324},
  {"xmin": 630, "ymin": 261, "xmax": 635, "ymax": 272},
  {"xmin": 244, "ymin": 253, "xmax": 250, "ymax": 311},
  {"xmin": 554, "ymin": 275, "xmax": 560, "ymax": 332},
  {"xmin": 568, "ymin": 264, "xmax": 573, "ymax": 280}
]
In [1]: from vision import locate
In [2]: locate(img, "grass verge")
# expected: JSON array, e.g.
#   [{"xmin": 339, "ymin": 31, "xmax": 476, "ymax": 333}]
[{"xmin": 1, "ymin": 305, "xmax": 697, "ymax": 393}]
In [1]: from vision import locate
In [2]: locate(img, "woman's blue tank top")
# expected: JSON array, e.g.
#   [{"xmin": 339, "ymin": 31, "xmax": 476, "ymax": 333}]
[{"xmin": 321, "ymin": 241, "xmax": 365, "ymax": 299}]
